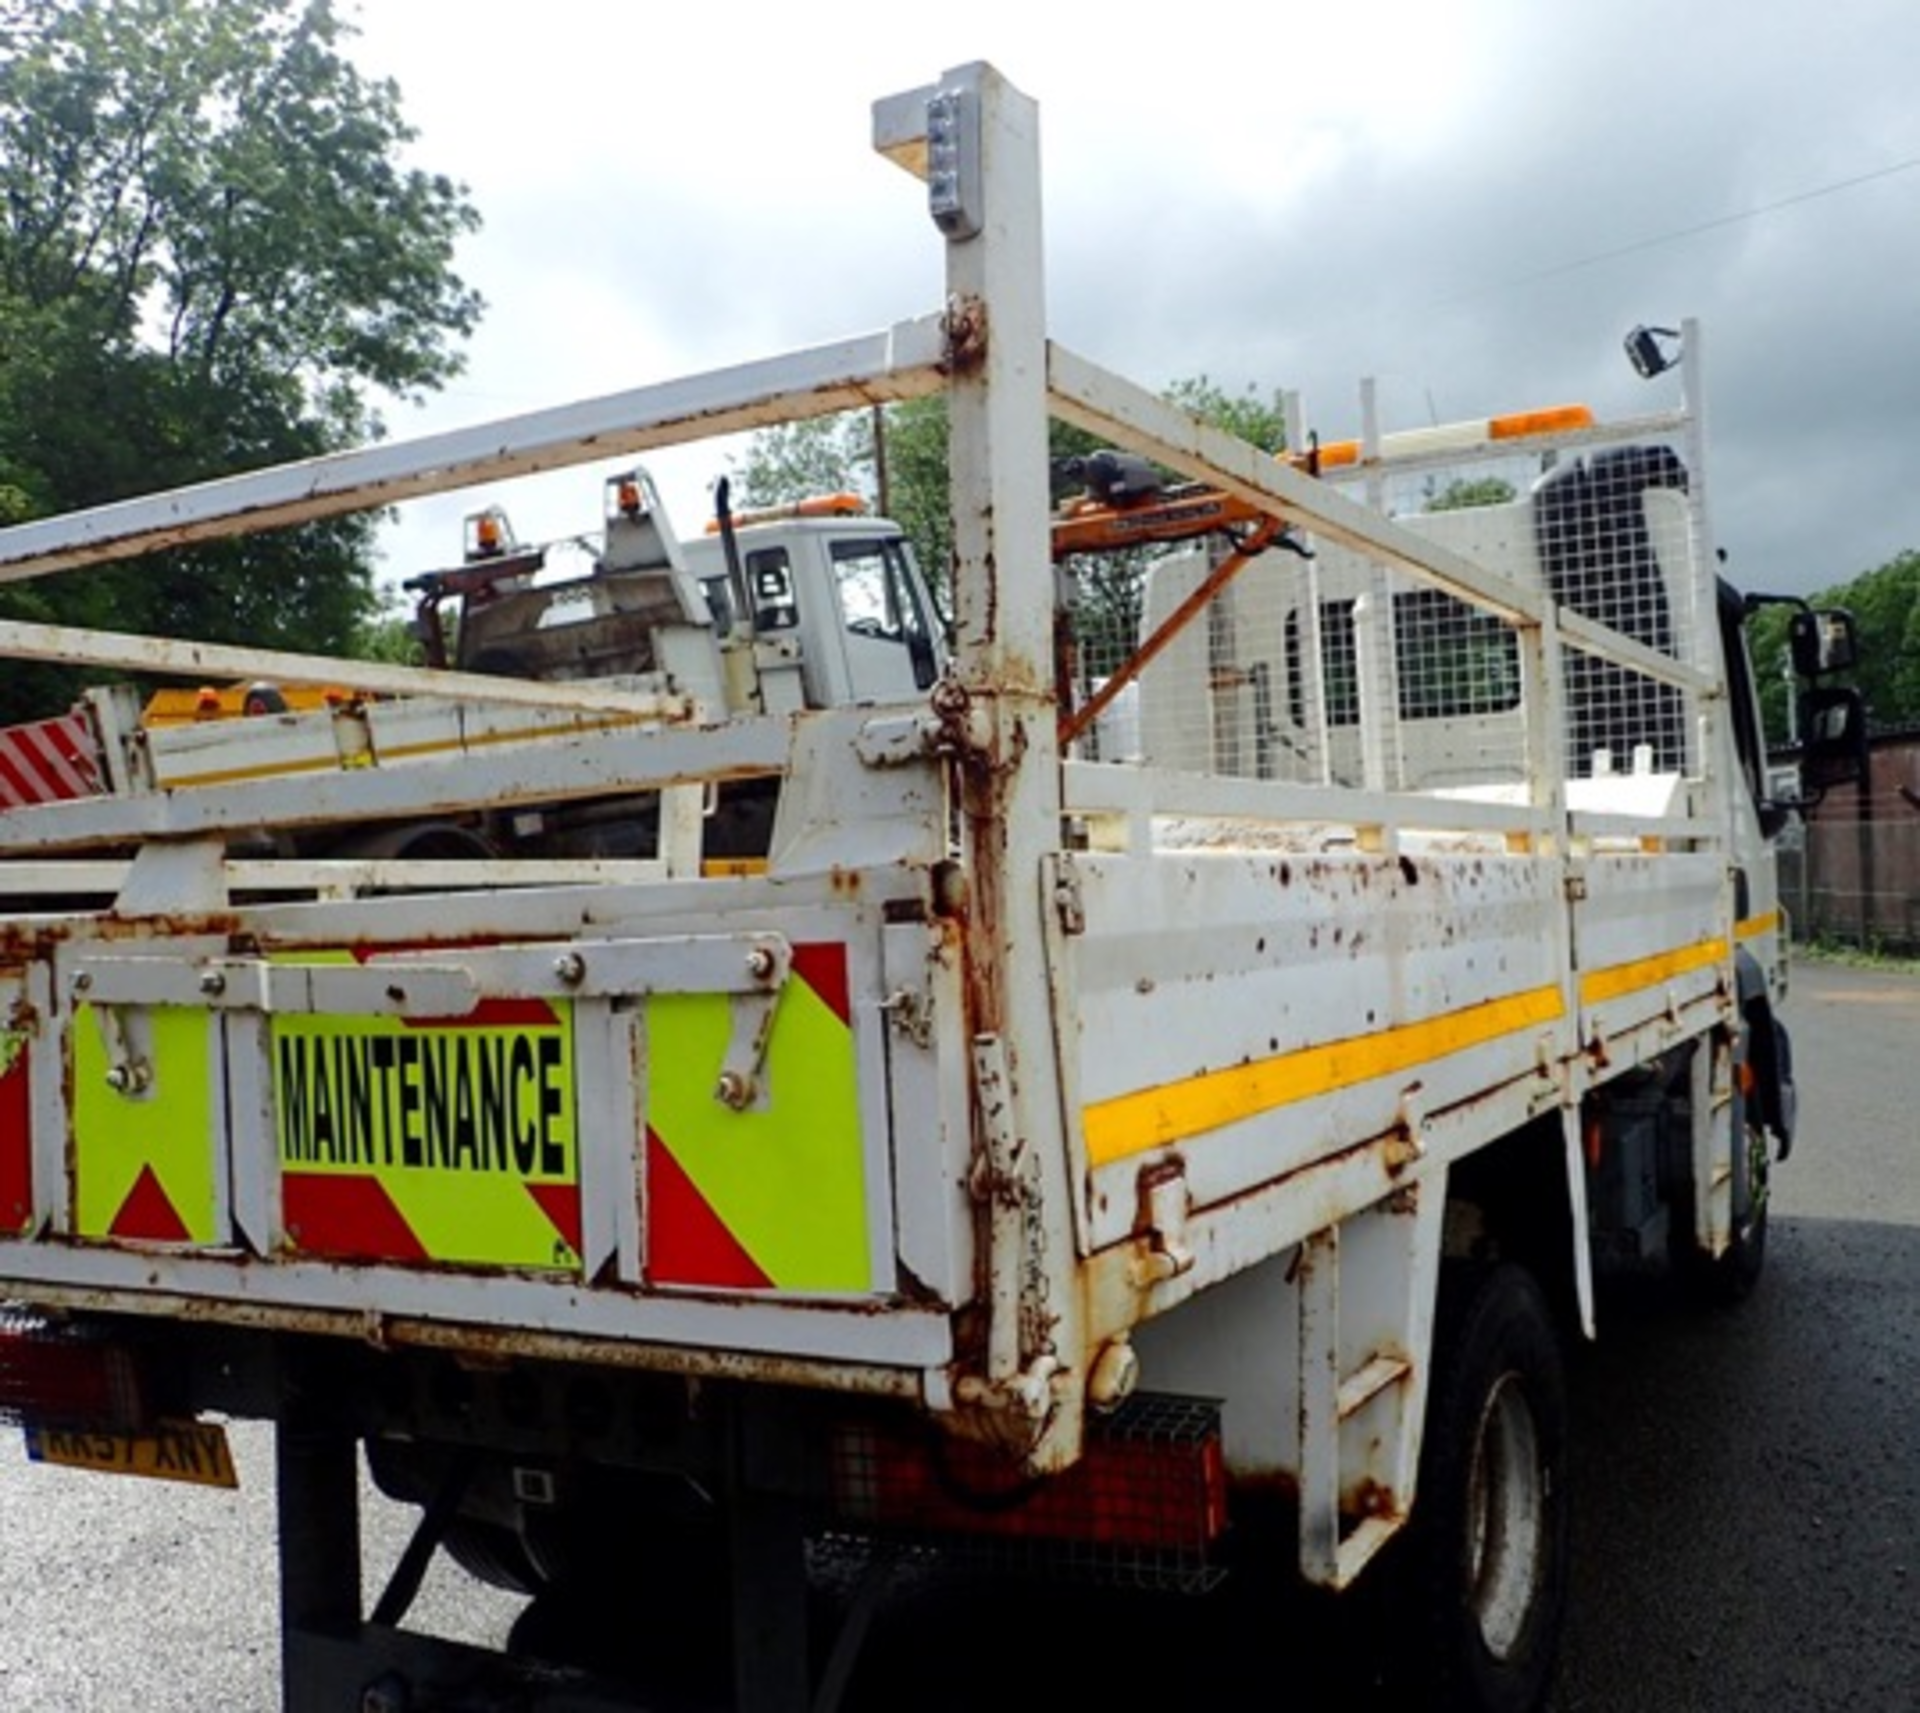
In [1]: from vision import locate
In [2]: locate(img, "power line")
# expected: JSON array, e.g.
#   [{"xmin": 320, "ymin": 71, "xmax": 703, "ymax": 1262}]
[
  {"xmin": 1499, "ymin": 154, "xmax": 1920, "ymax": 291},
  {"xmin": 1292, "ymin": 151, "xmax": 1920, "ymax": 368}
]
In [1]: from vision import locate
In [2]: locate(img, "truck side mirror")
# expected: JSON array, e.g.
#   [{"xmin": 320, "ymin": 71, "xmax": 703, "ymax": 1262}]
[
  {"xmin": 1797, "ymin": 684, "xmax": 1868, "ymax": 793},
  {"xmin": 1789, "ymin": 607, "xmax": 1858, "ymax": 677}
]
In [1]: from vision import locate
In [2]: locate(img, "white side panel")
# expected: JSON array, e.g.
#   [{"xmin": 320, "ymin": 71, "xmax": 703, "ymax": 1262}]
[{"xmin": 1061, "ymin": 846, "xmax": 1566, "ymax": 1252}]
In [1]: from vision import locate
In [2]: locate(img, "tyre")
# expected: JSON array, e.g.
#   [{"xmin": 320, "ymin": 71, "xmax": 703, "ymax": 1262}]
[
  {"xmin": 504, "ymin": 1505, "xmax": 735, "ymax": 1694},
  {"xmin": 1394, "ymin": 1262, "xmax": 1571, "ymax": 1713},
  {"xmin": 439, "ymin": 1517, "xmax": 550, "ymax": 1597}
]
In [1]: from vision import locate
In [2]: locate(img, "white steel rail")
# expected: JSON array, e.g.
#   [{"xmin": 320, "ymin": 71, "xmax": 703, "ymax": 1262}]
[
  {"xmin": 0, "ymin": 318, "xmax": 949, "ymax": 583},
  {"xmin": 0, "ymin": 857, "xmax": 671, "ymax": 897},
  {"xmin": 876, "ymin": 65, "xmax": 1090, "ymax": 1468},
  {"xmin": 0, "ymin": 714, "xmax": 790, "ymax": 854},
  {"xmin": 1047, "ymin": 343, "xmax": 1547, "ymax": 628},
  {"xmin": 0, "ymin": 618, "xmax": 694, "ymax": 715}
]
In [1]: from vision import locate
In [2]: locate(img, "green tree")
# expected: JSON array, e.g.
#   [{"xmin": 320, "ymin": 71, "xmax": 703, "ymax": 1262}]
[
  {"xmin": 730, "ymin": 398, "xmax": 952, "ymax": 584},
  {"xmin": 1748, "ymin": 551, "xmax": 1920, "ymax": 743},
  {"xmin": 1427, "ymin": 476, "xmax": 1517, "ymax": 512},
  {"xmin": 731, "ymin": 413, "xmax": 879, "ymax": 512},
  {"xmin": 1161, "ymin": 376, "xmax": 1289, "ymax": 455},
  {"xmin": 0, "ymin": 0, "xmax": 480, "ymax": 719}
]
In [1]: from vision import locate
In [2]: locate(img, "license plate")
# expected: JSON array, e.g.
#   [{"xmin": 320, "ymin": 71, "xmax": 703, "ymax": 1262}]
[{"xmin": 23, "ymin": 1418, "xmax": 238, "ymax": 1489}]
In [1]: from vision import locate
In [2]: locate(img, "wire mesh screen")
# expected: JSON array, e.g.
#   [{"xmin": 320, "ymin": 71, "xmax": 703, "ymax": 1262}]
[
  {"xmin": 1532, "ymin": 444, "xmax": 1697, "ymax": 778},
  {"xmin": 1058, "ymin": 438, "xmax": 1702, "ymax": 792}
]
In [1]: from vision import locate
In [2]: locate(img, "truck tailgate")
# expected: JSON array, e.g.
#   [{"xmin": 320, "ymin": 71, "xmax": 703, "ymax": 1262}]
[{"xmin": 0, "ymin": 882, "xmax": 962, "ymax": 1383}]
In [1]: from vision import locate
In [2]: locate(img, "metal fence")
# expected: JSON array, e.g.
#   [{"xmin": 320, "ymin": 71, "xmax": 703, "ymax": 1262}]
[{"xmin": 1777, "ymin": 780, "xmax": 1920, "ymax": 954}]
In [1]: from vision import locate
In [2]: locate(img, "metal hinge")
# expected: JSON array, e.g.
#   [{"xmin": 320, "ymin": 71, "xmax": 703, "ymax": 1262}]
[
  {"xmin": 880, "ymin": 986, "xmax": 934, "ymax": 1049},
  {"xmin": 1128, "ymin": 1162, "xmax": 1195, "ymax": 1287}
]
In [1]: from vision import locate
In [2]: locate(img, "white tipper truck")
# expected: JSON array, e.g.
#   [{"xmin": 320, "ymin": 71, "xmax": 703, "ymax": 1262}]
[{"xmin": 0, "ymin": 62, "xmax": 1867, "ymax": 1713}]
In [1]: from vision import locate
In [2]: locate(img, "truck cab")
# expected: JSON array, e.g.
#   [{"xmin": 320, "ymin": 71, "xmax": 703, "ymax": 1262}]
[
  {"xmin": 685, "ymin": 503, "xmax": 943, "ymax": 713},
  {"xmin": 410, "ymin": 473, "xmax": 943, "ymax": 718}
]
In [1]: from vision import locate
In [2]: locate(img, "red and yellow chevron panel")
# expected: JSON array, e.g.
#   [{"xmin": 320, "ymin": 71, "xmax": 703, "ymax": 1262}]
[
  {"xmin": 0, "ymin": 712, "xmax": 102, "ymax": 808},
  {"xmin": 275, "ymin": 982, "xmax": 583, "ymax": 1273},
  {"xmin": 645, "ymin": 943, "xmax": 870, "ymax": 1293},
  {"xmin": 73, "ymin": 1007, "xmax": 221, "ymax": 1244},
  {"xmin": 0, "ymin": 1024, "xmax": 30, "ymax": 1235}
]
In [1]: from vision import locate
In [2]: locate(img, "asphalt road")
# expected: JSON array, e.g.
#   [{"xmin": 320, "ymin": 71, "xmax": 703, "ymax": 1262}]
[
  {"xmin": 0, "ymin": 957, "xmax": 1914, "ymax": 1711},
  {"xmin": 1551, "ymin": 956, "xmax": 1920, "ymax": 1713}
]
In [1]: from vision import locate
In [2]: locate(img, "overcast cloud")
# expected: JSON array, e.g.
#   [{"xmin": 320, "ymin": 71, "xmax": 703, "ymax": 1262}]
[{"xmin": 347, "ymin": 0, "xmax": 1920, "ymax": 601}]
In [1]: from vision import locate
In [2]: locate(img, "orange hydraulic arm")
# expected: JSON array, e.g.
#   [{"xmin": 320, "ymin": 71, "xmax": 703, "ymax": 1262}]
[
  {"xmin": 1049, "ymin": 459, "xmax": 1299, "ymax": 748},
  {"xmin": 1057, "ymin": 516, "xmax": 1285, "ymax": 748},
  {"xmin": 1050, "ymin": 484, "xmax": 1279, "ymax": 561}
]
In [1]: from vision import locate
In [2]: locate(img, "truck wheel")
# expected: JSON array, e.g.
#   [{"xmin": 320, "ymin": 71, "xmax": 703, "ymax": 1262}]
[
  {"xmin": 439, "ymin": 1518, "xmax": 550, "ymax": 1596},
  {"xmin": 1397, "ymin": 1262, "xmax": 1570, "ymax": 1713}
]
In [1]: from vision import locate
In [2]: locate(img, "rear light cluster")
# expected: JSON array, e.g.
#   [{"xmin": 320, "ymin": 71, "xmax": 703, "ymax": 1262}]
[
  {"xmin": 830, "ymin": 1392, "xmax": 1227, "ymax": 1593},
  {"xmin": 0, "ymin": 1309, "xmax": 145, "ymax": 1429}
]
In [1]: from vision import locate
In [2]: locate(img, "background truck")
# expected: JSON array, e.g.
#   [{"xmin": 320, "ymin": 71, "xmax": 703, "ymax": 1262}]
[
  {"xmin": 0, "ymin": 462, "xmax": 943, "ymax": 872},
  {"xmin": 0, "ymin": 61, "xmax": 1868, "ymax": 1713}
]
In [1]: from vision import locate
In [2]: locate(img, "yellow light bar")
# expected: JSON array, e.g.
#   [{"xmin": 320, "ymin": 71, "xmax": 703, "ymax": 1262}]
[
  {"xmin": 1488, "ymin": 404, "xmax": 1595, "ymax": 441},
  {"xmin": 1292, "ymin": 403, "xmax": 1596, "ymax": 473},
  {"xmin": 704, "ymin": 493, "xmax": 869, "ymax": 533},
  {"xmin": 464, "ymin": 506, "xmax": 513, "ymax": 561}
]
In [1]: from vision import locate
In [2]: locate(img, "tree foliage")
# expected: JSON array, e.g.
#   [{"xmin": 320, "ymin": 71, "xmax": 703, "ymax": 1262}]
[
  {"xmin": 1427, "ymin": 475, "xmax": 1517, "ymax": 512},
  {"xmin": 1161, "ymin": 376, "xmax": 1289, "ymax": 455},
  {"xmin": 0, "ymin": 0, "xmax": 480, "ymax": 719},
  {"xmin": 1747, "ymin": 550, "xmax": 1920, "ymax": 743}
]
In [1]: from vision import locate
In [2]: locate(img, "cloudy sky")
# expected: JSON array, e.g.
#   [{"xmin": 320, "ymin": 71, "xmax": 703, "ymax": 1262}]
[{"xmin": 346, "ymin": 0, "xmax": 1920, "ymax": 602}]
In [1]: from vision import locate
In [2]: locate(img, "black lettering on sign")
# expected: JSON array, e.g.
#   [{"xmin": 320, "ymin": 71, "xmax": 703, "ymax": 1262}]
[
  {"xmin": 277, "ymin": 1030, "xmax": 573, "ymax": 1177},
  {"xmin": 154, "ymin": 1425, "xmax": 199, "ymax": 1476},
  {"xmin": 539, "ymin": 1037, "xmax": 565, "ymax": 1175},
  {"xmin": 43, "ymin": 1429, "xmax": 119, "ymax": 1464},
  {"xmin": 370, "ymin": 1037, "xmax": 398, "ymax": 1165},
  {"xmin": 397, "ymin": 1036, "xmax": 423, "ymax": 1165},
  {"xmin": 150, "ymin": 1422, "xmax": 226, "ymax": 1477}
]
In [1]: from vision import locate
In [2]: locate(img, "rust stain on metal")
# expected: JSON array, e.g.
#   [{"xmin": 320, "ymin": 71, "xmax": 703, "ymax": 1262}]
[
  {"xmin": 1343, "ymin": 1477, "xmax": 1403, "ymax": 1522},
  {"xmin": 892, "ymin": 1260, "xmax": 943, "ymax": 1308},
  {"xmin": 931, "ymin": 860, "xmax": 969, "ymax": 922},
  {"xmin": 940, "ymin": 294, "xmax": 988, "ymax": 374}
]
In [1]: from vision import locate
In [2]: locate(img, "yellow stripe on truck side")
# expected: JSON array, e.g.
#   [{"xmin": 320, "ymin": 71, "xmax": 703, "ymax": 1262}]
[
  {"xmin": 1082, "ymin": 984, "xmax": 1566, "ymax": 1167},
  {"xmin": 1083, "ymin": 925, "xmax": 1760, "ymax": 1171},
  {"xmin": 1578, "ymin": 936, "xmax": 1729, "ymax": 1007}
]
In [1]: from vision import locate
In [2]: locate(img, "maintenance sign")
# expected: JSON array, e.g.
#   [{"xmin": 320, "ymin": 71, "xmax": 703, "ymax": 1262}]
[{"xmin": 274, "ymin": 991, "xmax": 582, "ymax": 1274}]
